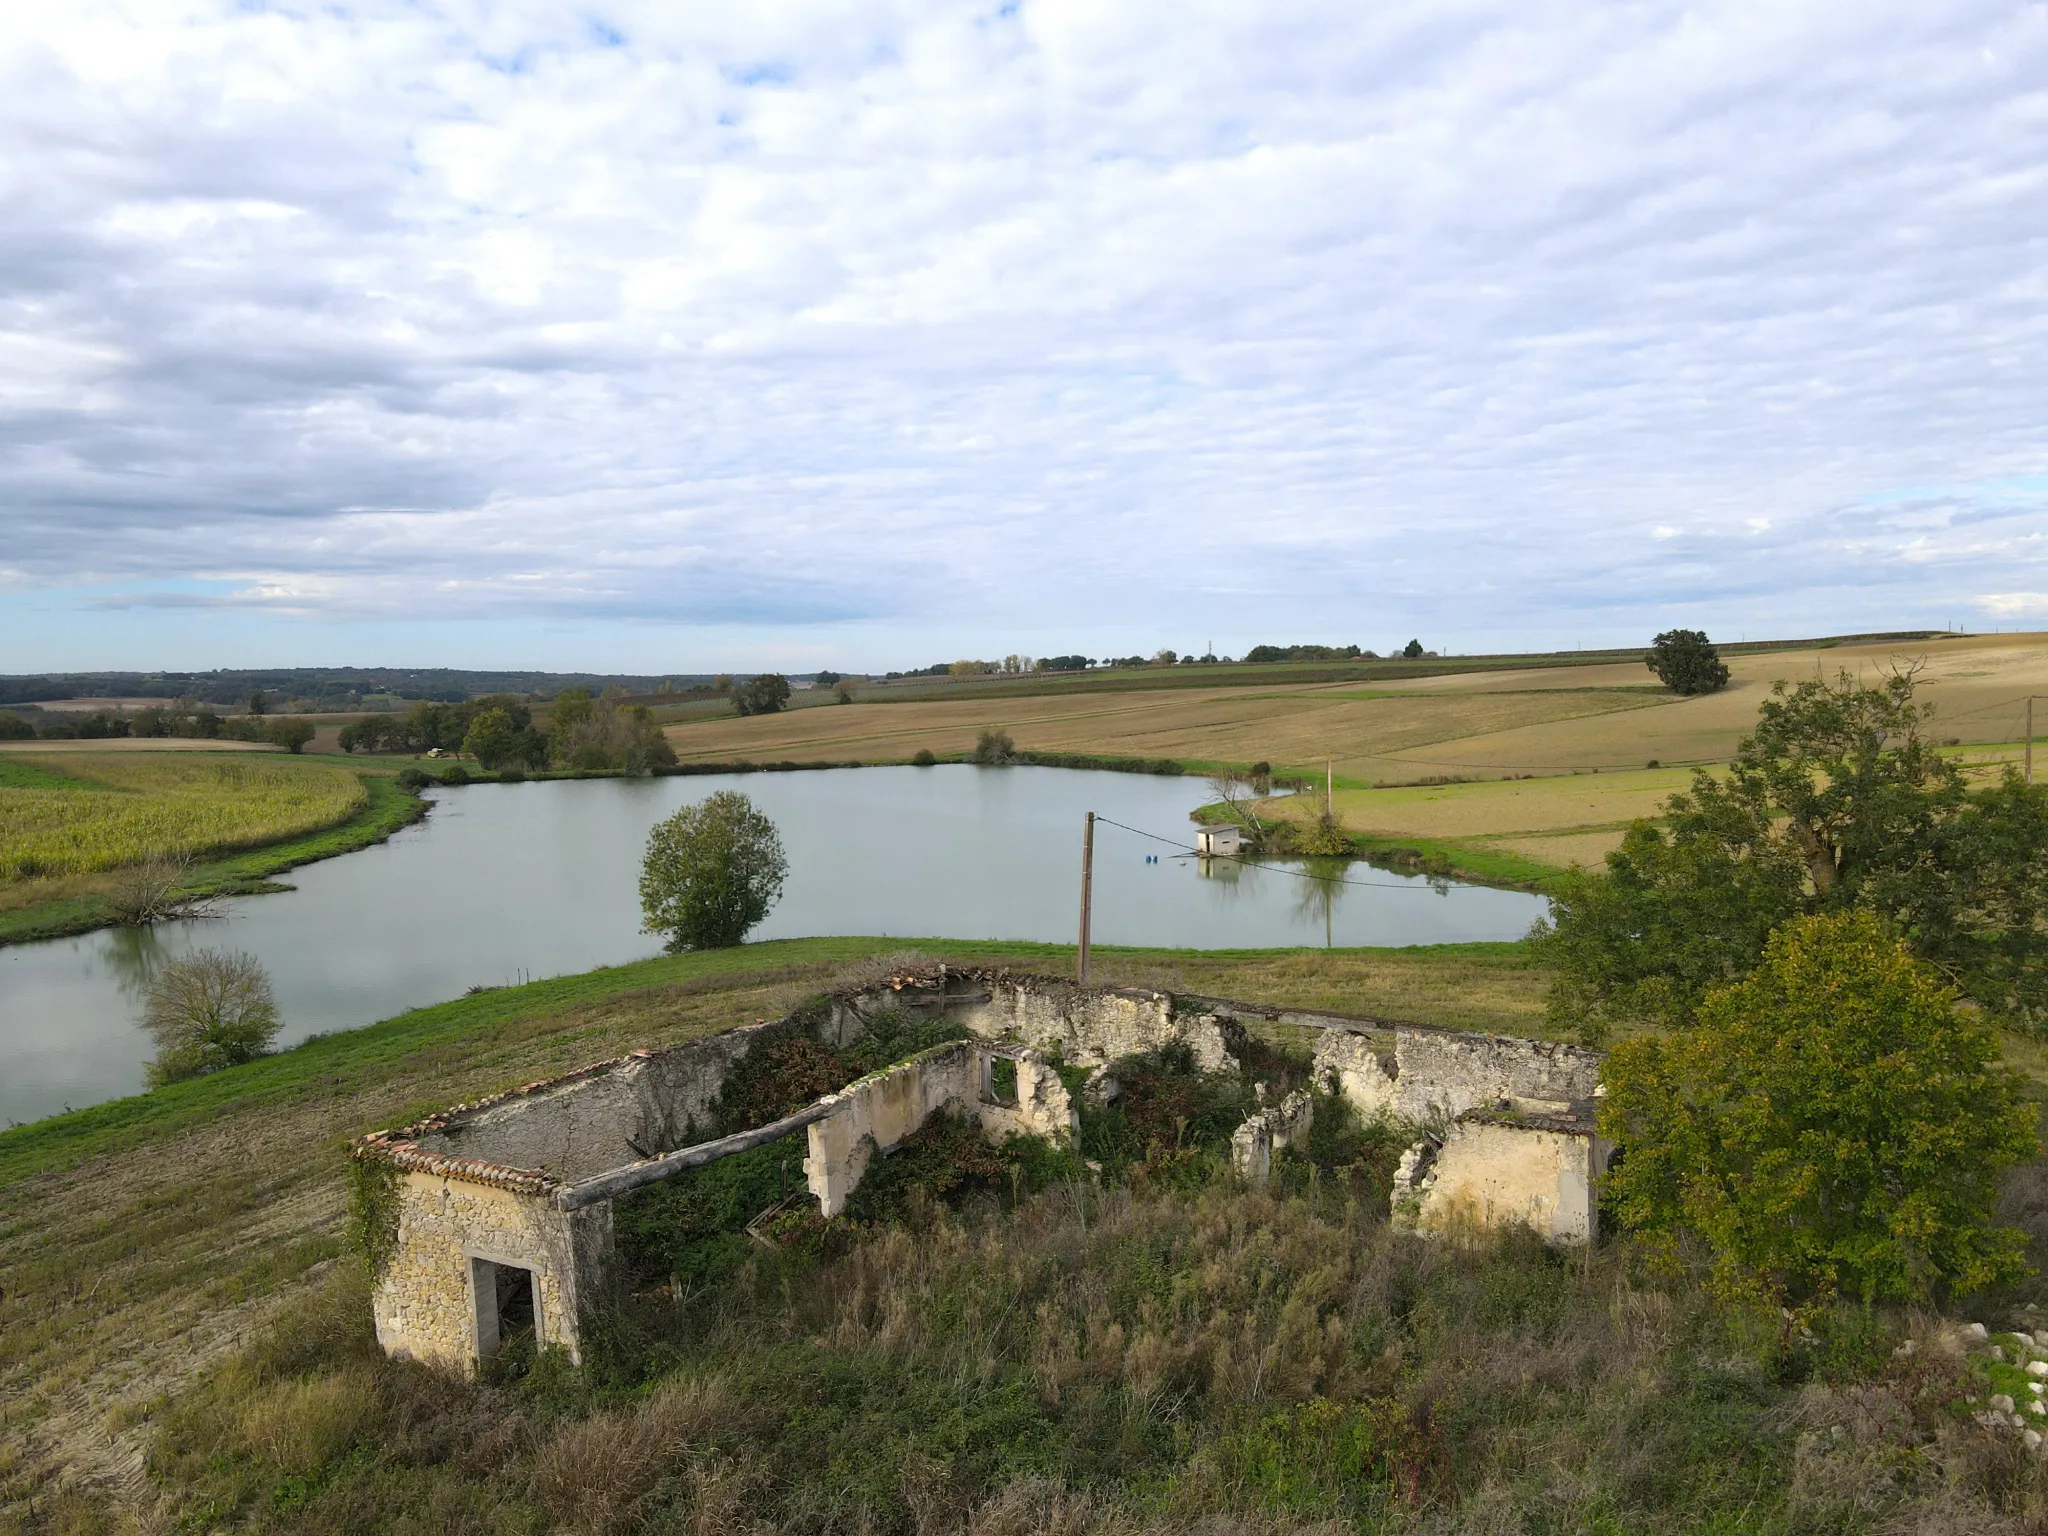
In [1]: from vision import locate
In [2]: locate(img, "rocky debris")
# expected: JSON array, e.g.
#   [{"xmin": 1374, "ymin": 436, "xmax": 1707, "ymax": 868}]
[{"xmin": 1953, "ymin": 1317, "xmax": 2048, "ymax": 1453}]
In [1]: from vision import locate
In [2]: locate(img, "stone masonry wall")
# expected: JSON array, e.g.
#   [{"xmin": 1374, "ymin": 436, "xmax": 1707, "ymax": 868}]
[
  {"xmin": 401, "ymin": 1021, "xmax": 783, "ymax": 1182},
  {"xmin": 1394, "ymin": 1120, "xmax": 1603, "ymax": 1245},
  {"xmin": 1314, "ymin": 1027, "xmax": 1602, "ymax": 1125},
  {"xmin": 371, "ymin": 1172, "xmax": 613, "ymax": 1371},
  {"xmin": 804, "ymin": 1043, "xmax": 979, "ymax": 1216},
  {"xmin": 1230, "ymin": 1089, "xmax": 1315, "ymax": 1185},
  {"xmin": 803, "ymin": 1043, "xmax": 1080, "ymax": 1216}
]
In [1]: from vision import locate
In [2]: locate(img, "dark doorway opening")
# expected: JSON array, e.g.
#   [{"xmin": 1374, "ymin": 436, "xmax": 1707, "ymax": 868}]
[{"xmin": 471, "ymin": 1257, "xmax": 540, "ymax": 1361}]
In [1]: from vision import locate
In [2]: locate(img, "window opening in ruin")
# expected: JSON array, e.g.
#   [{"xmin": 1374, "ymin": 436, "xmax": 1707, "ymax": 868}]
[
  {"xmin": 470, "ymin": 1257, "xmax": 539, "ymax": 1362},
  {"xmin": 985, "ymin": 1056, "xmax": 1019, "ymax": 1107}
]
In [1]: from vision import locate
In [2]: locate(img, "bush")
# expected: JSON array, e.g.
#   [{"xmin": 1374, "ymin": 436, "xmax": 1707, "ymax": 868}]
[
  {"xmin": 912, "ymin": 748, "xmax": 937, "ymax": 767},
  {"xmin": 106, "ymin": 854, "xmax": 206, "ymax": 925},
  {"xmin": 970, "ymin": 728, "xmax": 1015, "ymax": 765},
  {"xmin": 639, "ymin": 790, "xmax": 789, "ymax": 950},
  {"xmin": 1601, "ymin": 910, "xmax": 2037, "ymax": 1307},
  {"xmin": 0, "ymin": 710, "xmax": 33, "ymax": 740},
  {"xmin": 143, "ymin": 948, "xmax": 282, "ymax": 1086}
]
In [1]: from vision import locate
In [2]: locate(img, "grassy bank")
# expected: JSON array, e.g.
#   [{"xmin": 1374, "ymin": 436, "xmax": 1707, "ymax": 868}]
[{"xmin": 0, "ymin": 770, "xmax": 426, "ymax": 948}]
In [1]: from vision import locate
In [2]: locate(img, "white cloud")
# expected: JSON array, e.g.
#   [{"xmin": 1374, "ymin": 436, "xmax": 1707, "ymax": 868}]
[
  {"xmin": 1976, "ymin": 593, "xmax": 2048, "ymax": 617},
  {"xmin": 1, "ymin": 0, "xmax": 2046, "ymax": 666}
]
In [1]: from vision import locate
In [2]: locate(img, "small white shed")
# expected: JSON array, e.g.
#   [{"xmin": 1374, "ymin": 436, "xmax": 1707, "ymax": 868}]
[{"xmin": 1195, "ymin": 824, "xmax": 1244, "ymax": 857}]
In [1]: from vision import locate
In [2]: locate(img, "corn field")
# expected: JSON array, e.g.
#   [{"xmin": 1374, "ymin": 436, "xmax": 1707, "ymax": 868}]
[{"xmin": 0, "ymin": 755, "xmax": 369, "ymax": 879}]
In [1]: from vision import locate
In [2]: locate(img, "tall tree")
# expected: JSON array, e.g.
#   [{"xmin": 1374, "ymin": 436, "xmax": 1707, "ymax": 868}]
[
  {"xmin": 1644, "ymin": 629, "xmax": 1731, "ymax": 694},
  {"xmin": 1535, "ymin": 669, "xmax": 2048, "ymax": 1036},
  {"xmin": 640, "ymin": 791, "xmax": 789, "ymax": 950}
]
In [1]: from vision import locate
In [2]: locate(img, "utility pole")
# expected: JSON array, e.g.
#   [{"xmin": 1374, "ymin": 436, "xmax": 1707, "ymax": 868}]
[
  {"xmin": 2028, "ymin": 695, "xmax": 2035, "ymax": 786},
  {"xmin": 1077, "ymin": 811, "xmax": 1095, "ymax": 984}
]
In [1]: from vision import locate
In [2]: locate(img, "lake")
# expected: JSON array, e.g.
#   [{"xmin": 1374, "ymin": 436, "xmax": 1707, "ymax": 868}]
[{"xmin": 0, "ymin": 766, "xmax": 1548, "ymax": 1126}]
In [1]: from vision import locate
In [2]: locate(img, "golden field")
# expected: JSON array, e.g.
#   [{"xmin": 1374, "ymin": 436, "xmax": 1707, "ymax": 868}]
[
  {"xmin": 0, "ymin": 754, "xmax": 369, "ymax": 880},
  {"xmin": 666, "ymin": 632, "xmax": 2048, "ymax": 874}
]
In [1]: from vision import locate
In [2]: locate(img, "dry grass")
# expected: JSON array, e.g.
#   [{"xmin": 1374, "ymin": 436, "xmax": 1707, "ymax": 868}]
[
  {"xmin": 666, "ymin": 634, "xmax": 2048, "ymax": 790},
  {"xmin": 658, "ymin": 634, "xmax": 2048, "ymax": 879}
]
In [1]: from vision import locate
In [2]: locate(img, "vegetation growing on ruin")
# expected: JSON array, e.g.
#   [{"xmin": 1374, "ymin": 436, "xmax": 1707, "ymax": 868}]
[
  {"xmin": 140, "ymin": 1147, "xmax": 2048, "ymax": 1535},
  {"xmin": 613, "ymin": 1005, "xmax": 980, "ymax": 1287}
]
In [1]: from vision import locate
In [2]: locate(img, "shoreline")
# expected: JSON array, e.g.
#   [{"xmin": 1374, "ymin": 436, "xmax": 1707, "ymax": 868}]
[{"xmin": 0, "ymin": 771, "xmax": 429, "ymax": 949}]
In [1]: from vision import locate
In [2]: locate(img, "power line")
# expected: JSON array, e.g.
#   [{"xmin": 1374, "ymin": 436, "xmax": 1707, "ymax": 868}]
[{"xmin": 1088, "ymin": 814, "xmax": 1500, "ymax": 894}]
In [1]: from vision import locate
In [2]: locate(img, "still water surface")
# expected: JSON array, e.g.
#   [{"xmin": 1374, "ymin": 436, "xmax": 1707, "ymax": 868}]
[{"xmin": 0, "ymin": 766, "xmax": 1546, "ymax": 1126}]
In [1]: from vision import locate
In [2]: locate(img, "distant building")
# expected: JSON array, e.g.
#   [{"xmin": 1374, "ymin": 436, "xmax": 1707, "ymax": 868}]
[{"xmin": 1195, "ymin": 824, "xmax": 1243, "ymax": 857}]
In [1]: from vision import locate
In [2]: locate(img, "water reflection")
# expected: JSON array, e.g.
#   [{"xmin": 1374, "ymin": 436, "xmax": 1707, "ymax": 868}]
[{"xmin": 100, "ymin": 924, "xmax": 173, "ymax": 1003}]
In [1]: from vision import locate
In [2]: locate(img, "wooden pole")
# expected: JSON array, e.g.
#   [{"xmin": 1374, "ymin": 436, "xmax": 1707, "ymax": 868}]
[
  {"xmin": 1078, "ymin": 811, "xmax": 1095, "ymax": 984},
  {"xmin": 1326, "ymin": 757, "xmax": 1333, "ymax": 819}
]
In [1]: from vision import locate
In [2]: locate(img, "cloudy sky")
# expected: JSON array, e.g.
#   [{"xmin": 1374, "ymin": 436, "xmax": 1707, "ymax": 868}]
[{"xmin": 2, "ymin": 1, "xmax": 2046, "ymax": 673}]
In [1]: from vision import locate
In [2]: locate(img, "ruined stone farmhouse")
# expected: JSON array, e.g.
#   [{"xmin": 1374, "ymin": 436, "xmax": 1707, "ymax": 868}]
[{"xmin": 352, "ymin": 967, "xmax": 1607, "ymax": 1373}]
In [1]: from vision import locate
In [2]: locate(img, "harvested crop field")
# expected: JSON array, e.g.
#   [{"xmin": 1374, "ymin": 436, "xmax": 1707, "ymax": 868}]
[
  {"xmin": 667, "ymin": 633, "xmax": 2048, "ymax": 785},
  {"xmin": 0, "ymin": 754, "xmax": 369, "ymax": 880},
  {"xmin": 666, "ymin": 679, "xmax": 1667, "ymax": 779}
]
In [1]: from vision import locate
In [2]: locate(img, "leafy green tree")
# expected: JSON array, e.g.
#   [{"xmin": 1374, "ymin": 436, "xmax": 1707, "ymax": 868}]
[
  {"xmin": 640, "ymin": 791, "xmax": 789, "ymax": 950},
  {"xmin": 733, "ymin": 673, "xmax": 792, "ymax": 716},
  {"xmin": 1600, "ymin": 911, "xmax": 2035, "ymax": 1307},
  {"xmin": 144, "ymin": 949, "xmax": 282, "ymax": 1086},
  {"xmin": 1645, "ymin": 629, "xmax": 1731, "ymax": 694},
  {"xmin": 262, "ymin": 718, "xmax": 315, "ymax": 753},
  {"xmin": 0, "ymin": 711, "xmax": 32, "ymax": 740},
  {"xmin": 548, "ymin": 686, "xmax": 674, "ymax": 773},
  {"xmin": 1402, "ymin": 639, "xmax": 1424, "ymax": 659},
  {"xmin": 462, "ymin": 707, "xmax": 520, "ymax": 769},
  {"xmin": 1534, "ymin": 670, "xmax": 2048, "ymax": 1036}
]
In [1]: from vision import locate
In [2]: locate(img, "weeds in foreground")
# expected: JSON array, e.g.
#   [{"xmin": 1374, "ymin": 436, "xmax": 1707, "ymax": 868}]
[{"xmin": 138, "ymin": 1171, "xmax": 2048, "ymax": 1536}]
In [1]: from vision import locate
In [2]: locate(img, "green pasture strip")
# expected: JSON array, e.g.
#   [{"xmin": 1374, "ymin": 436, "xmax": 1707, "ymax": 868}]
[
  {"xmin": 0, "ymin": 935, "xmax": 1529, "ymax": 1188},
  {"xmin": 0, "ymin": 760, "xmax": 92, "ymax": 790},
  {"xmin": 0, "ymin": 771, "xmax": 425, "ymax": 948},
  {"xmin": 1343, "ymin": 832, "xmax": 1569, "ymax": 888},
  {"xmin": 1184, "ymin": 798, "xmax": 1569, "ymax": 890}
]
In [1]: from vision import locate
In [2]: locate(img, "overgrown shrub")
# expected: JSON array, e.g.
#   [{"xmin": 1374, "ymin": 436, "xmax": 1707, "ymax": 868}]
[
  {"xmin": 971, "ymin": 728, "xmax": 1016, "ymax": 765},
  {"xmin": 142, "ymin": 948, "xmax": 282, "ymax": 1085}
]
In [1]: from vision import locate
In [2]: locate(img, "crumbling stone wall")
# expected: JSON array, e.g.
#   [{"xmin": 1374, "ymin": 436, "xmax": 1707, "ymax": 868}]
[
  {"xmin": 372, "ymin": 1172, "xmax": 612, "ymax": 1369},
  {"xmin": 803, "ymin": 1042, "xmax": 1079, "ymax": 1216},
  {"xmin": 397, "ymin": 1020, "xmax": 786, "ymax": 1182},
  {"xmin": 1231, "ymin": 1089, "xmax": 1314, "ymax": 1185},
  {"xmin": 358, "ymin": 968, "xmax": 1612, "ymax": 1373},
  {"xmin": 1313, "ymin": 1026, "xmax": 1601, "ymax": 1124},
  {"xmin": 831, "ymin": 970, "xmax": 1235, "ymax": 1072},
  {"xmin": 1393, "ymin": 1116, "xmax": 1606, "ymax": 1245}
]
